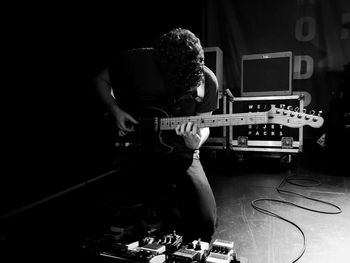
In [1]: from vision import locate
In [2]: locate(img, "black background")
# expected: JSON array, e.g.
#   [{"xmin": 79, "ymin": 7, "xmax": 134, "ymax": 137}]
[{"xmin": 2, "ymin": 1, "xmax": 204, "ymax": 215}]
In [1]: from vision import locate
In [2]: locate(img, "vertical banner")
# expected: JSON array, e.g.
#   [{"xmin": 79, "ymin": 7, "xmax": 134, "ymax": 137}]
[{"xmin": 203, "ymin": 0, "xmax": 350, "ymax": 138}]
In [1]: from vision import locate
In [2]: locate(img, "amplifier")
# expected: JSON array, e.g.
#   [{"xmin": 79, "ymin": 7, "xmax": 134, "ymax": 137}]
[
  {"xmin": 202, "ymin": 93, "xmax": 228, "ymax": 150},
  {"xmin": 202, "ymin": 47, "xmax": 227, "ymax": 151}
]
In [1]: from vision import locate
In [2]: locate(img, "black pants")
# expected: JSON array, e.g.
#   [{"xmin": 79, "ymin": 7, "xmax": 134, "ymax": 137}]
[
  {"xmin": 118, "ymin": 151, "xmax": 217, "ymax": 242},
  {"xmin": 174, "ymin": 157, "xmax": 217, "ymax": 242}
]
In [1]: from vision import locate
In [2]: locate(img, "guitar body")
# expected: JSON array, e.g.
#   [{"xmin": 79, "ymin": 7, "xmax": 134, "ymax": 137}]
[{"xmin": 114, "ymin": 107, "xmax": 174, "ymax": 154}]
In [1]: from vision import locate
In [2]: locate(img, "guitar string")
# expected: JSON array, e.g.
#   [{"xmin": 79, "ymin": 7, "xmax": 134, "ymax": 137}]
[
  {"xmin": 139, "ymin": 114, "xmax": 268, "ymax": 124},
  {"xmin": 136, "ymin": 112, "xmax": 318, "ymax": 124}
]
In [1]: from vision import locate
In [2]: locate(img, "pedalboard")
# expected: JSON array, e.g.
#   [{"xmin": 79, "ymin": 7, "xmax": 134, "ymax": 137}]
[
  {"xmin": 91, "ymin": 230, "xmax": 248, "ymax": 263},
  {"xmin": 99, "ymin": 230, "xmax": 183, "ymax": 263}
]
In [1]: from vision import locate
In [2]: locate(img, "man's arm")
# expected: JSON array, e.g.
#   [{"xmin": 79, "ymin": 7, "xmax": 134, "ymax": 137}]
[
  {"xmin": 95, "ymin": 68, "xmax": 119, "ymax": 115},
  {"xmin": 94, "ymin": 68, "xmax": 138, "ymax": 133}
]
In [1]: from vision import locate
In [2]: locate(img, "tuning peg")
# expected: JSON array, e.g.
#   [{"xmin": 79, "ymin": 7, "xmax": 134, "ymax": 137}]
[
  {"xmin": 312, "ymin": 116, "xmax": 319, "ymax": 122},
  {"xmin": 303, "ymin": 108, "xmax": 307, "ymax": 113},
  {"xmin": 318, "ymin": 110, "xmax": 323, "ymax": 116},
  {"xmin": 281, "ymin": 105, "xmax": 288, "ymax": 115},
  {"xmin": 294, "ymin": 107, "xmax": 299, "ymax": 112},
  {"xmin": 310, "ymin": 110, "xmax": 315, "ymax": 115},
  {"xmin": 287, "ymin": 106, "xmax": 295, "ymax": 116}
]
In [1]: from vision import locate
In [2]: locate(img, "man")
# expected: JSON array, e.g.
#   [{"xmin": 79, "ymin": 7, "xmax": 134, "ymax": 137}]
[{"xmin": 94, "ymin": 28, "xmax": 218, "ymax": 242}]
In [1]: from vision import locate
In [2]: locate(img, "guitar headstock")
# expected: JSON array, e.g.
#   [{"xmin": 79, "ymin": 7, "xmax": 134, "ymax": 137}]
[{"xmin": 268, "ymin": 105, "xmax": 324, "ymax": 128}]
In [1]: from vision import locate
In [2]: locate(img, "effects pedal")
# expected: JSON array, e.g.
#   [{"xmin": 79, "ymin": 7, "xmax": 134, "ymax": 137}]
[
  {"xmin": 99, "ymin": 231, "xmax": 183, "ymax": 263},
  {"xmin": 168, "ymin": 238, "xmax": 210, "ymax": 263},
  {"xmin": 206, "ymin": 239, "xmax": 248, "ymax": 263},
  {"xmin": 160, "ymin": 231, "xmax": 183, "ymax": 254},
  {"xmin": 206, "ymin": 239, "xmax": 234, "ymax": 263},
  {"xmin": 100, "ymin": 239, "xmax": 166, "ymax": 263}
]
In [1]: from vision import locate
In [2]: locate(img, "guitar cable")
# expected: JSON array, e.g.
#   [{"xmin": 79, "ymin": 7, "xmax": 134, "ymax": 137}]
[{"xmin": 251, "ymin": 159, "xmax": 342, "ymax": 263}]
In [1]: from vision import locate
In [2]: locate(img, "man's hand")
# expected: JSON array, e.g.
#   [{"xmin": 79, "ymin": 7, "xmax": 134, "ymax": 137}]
[
  {"xmin": 113, "ymin": 107, "xmax": 139, "ymax": 135},
  {"xmin": 175, "ymin": 122, "xmax": 202, "ymax": 150}
]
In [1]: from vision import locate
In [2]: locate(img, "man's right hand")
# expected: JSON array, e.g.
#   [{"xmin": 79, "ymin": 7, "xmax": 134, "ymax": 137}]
[{"xmin": 114, "ymin": 107, "xmax": 139, "ymax": 134}]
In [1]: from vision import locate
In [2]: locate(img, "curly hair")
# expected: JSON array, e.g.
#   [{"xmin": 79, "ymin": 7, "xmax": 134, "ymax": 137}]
[{"xmin": 153, "ymin": 28, "xmax": 204, "ymax": 96}]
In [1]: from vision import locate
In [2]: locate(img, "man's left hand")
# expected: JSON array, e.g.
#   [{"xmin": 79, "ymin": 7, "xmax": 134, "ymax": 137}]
[{"xmin": 175, "ymin": 122, "xmax": 201, "ymax": 150}]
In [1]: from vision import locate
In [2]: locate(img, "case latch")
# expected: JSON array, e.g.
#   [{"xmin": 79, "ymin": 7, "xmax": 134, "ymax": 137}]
[
  {"xmin": 237, "ymin": 136, "xmax": 248, "ymax": 147},
  {"xmin": 281, "ymin": 137, "xmax": 293, "ymax": 148}
]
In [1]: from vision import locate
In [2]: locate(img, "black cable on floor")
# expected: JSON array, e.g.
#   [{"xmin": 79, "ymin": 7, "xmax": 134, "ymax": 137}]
[
  {"xmin": 276, "ymin": 173, "xmax": 342, "ymax": 214},
  {"xmin": 251, "ymin": 167, "xmax": 342, "ymax": 263},
  {"xmin": 251, "ymin": 198, "xmax": 306, "ymax": 263}
]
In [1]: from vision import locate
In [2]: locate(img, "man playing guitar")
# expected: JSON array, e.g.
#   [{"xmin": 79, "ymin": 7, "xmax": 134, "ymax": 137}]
[{"xmin": 94, "ymin": 27, "xmax": 218, "ymax": 242}]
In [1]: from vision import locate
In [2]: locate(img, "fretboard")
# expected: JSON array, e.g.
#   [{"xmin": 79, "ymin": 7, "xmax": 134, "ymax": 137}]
[{"xmin": 159, "ymin": 112, "xmax": 268, "ymax": 130}]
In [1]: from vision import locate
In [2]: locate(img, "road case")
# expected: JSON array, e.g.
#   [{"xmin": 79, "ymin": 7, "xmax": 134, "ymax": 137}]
[{"xmin": 228, "ymin": 95, "xmax": 305, "ymax": 159}]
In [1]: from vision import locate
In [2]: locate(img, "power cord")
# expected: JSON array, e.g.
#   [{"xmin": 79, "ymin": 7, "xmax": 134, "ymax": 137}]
[{"xmin": 251, "ymin": 165, "xmax": 342, "ymax": 262}]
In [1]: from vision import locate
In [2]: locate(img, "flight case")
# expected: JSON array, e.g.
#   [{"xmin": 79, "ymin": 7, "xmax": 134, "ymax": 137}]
[{"xmin": 228, "ymin": 95, "xmax": 305, "ymax": 161}]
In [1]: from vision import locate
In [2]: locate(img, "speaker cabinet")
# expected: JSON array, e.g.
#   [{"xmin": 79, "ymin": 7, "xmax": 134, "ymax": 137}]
[
  {"xmin": 204, "ymin": 46, "xmax": 223, "ymax": 93},
  {"xmin": 202, "ymin": 47, "xmax": 226, "ymax": 150}
]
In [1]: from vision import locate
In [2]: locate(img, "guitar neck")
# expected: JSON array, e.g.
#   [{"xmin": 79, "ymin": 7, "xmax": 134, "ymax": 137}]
[{"xmin": 159, "ymin": 112, "xmax": 268, "ymax": 130}]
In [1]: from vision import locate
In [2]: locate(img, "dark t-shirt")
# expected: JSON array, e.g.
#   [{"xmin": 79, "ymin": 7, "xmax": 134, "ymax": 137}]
[{"xmin": 108, "ymin": 47, "xmax": 218, "ymax": 161}]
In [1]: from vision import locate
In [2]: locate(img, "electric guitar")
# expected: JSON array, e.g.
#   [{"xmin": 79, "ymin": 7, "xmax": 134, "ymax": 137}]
[{"xmin": 110, "ymin": 105, "xmax": 324, "ymax": 154}]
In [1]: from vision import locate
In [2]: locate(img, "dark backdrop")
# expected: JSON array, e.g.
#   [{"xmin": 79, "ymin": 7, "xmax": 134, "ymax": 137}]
[
  {"xmin": 2, "ymin": 1, "xmax": 204, "ymax": 217},
  {"xmin": 3, "ymin": 0, "xmax": 349, "ymax": 218},
  {"xmin": 203, "ymin": 0, "xmax": 350, "ymax": 140}
]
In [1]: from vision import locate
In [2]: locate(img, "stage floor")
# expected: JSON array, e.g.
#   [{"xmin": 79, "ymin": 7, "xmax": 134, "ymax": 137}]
[
  {"xmin": 203, "ymin": 149, "xmax": 350, "ymax": 263},
  {"xmin": 1, "ymin": 143, "xmax": 349, "ymax": 263}
]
